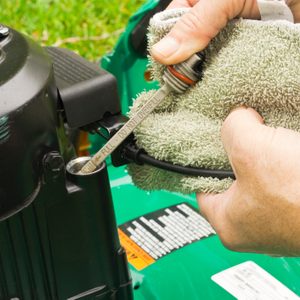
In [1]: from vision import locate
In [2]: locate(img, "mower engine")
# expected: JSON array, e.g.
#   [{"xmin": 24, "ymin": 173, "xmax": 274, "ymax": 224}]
[{"xmin": 0, "ymin": 25, "xmax": 132, "ymax": 300}]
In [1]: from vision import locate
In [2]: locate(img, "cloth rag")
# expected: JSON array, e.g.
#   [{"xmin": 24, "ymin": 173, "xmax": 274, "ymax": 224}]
[{"xmin": 127, "ymin": 7, "xmax": 300, "ymax": 194}]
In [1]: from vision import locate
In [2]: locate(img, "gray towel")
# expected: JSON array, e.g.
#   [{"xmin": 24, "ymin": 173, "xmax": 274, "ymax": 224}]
[{"xmin": 127, "ymin": 8, "xmax": 300, "ymax": 194}]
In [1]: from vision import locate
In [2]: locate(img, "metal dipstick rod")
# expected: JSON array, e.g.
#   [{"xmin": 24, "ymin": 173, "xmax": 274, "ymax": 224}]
[{"xmin": 80, "ymin": 53, "xmax": 204, "ymax": 174}]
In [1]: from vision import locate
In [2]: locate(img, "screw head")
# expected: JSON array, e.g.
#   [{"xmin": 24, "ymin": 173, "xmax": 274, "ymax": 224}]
[
  {"xmin": 43, "ymin": 152, "xmax": 65, "ymax": 173},
  {"xmin": 0, "ymin": 24, "xmax": 9, "ymax": 38}
]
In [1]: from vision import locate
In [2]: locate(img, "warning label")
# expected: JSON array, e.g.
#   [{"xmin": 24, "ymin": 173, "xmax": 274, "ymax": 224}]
[
  {"xmin": 119, "ymin": 203, "xmax": 215, "ymax": 270},
  {"xmin": 118, "ymin": 229, "xmax": 155, "ymax": 270}
]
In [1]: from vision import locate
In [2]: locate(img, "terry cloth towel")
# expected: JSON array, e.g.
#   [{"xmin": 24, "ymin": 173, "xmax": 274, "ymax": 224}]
[{"xmin": 127, "ymin": 7, "xmax": 300, "ymax": 194}]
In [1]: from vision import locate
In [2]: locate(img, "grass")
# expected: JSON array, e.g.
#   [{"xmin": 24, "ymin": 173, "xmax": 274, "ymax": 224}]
[{"xmin": 0, "ymin": 0, "xmax": 145, "ymax": 61}]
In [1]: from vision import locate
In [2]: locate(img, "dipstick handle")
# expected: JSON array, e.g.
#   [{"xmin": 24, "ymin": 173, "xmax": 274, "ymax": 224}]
[
  {"xmin": 80, "ymin": 84, "xmax": 170, "ymax": 174},
  {"xmin": 80, "ymin": 52, "xmax": 204, "ymax": 174}
]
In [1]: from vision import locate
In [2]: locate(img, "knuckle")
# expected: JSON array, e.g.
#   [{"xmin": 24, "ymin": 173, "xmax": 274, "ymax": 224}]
[
  {"xmin": 221, "ymin": 111, "xmax": 265, "ymax": 171},
  {"xmin": 212, "ymin": 209, "xmax": 245, "ymax": 252},
  {"xmin": 230, "ymin": 139, "xmax": 256, "ymax": 170},
  {"xmin": 218, "ymin": 229, "xmax": 243, "ymax": 252},
  {"xmin": 178, "ymin": 10, "xmax": 204, "ymax": 35},
  {"xmin": 213, "ymin": 195, "xmax": 250, "ymax": 252}
]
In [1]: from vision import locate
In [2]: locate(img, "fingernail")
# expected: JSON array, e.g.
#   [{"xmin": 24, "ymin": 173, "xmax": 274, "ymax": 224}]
[{"xmin": 151, "ymin": 36, "xmax": 179, "ymax": 58}]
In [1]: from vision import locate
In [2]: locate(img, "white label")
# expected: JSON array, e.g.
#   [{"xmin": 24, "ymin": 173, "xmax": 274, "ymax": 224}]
[
  {"xmin": 212, "ymin": 261, "xmax": 299, "ymax": 300},
  {"xmin": 119, "ymin": 203, "xmax": 215, "ymax": 260}
]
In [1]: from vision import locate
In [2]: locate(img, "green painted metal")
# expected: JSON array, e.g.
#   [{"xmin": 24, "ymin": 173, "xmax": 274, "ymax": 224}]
[
  {"xmin": 109, "ymin": 166, "xmax": 300, "ymax": 299},
  {"xmin": 102, "ymin": 0, "xmax": 300, "ymax": 299},
  {"xmin": 101, "ymin": 0, "xmax": 159, "ymax": 115},
  {"xmin": 91, "ymin": 0, "xmax": 160, "ymax": 155}
]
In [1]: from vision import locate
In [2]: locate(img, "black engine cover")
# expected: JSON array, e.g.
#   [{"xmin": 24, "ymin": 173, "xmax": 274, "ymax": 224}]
[{"xmin": 0, "ymin": 27, "xmax": 59, "ymax": 219}]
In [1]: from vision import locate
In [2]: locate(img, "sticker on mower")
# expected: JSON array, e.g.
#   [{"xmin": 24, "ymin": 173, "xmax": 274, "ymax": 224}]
[
  {"xmin": 118, "ymin": 203, "xmax": 215, "ymax": 270},
  {"xmin": 212, "ymin": 261, "xmax": 299, "ymax": 299}
]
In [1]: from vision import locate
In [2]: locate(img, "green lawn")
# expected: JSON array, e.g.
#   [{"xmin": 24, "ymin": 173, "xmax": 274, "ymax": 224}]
[{"xmin": 0, "ymin": 0, "xmax": 145, "ymax": 61}]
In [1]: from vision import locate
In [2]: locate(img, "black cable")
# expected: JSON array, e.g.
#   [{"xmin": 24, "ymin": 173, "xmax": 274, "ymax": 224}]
[{"xmin": 123, "ymin": 144, "xmax": 235, "ymax": 179}]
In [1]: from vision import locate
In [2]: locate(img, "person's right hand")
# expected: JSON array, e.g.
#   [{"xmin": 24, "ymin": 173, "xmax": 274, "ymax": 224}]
[
  {"xmin": 288, "ymin": 0, "xmax": 300, "ymax": 22},
  {"xmin": 197, "ymin": 107, "xmax": 300, "ymax": 256},
  {"xmin": 151, "ymin": 0, "xmax": 261, "ymax": 65}
]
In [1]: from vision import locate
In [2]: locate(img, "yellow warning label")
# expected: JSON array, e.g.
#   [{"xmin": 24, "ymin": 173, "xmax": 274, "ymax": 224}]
[{"xmin": 118, "ymin": 228, "xmax": 155, "ymax": 271}]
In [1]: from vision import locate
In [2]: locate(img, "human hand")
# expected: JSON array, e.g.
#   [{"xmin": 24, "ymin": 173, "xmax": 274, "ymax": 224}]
[
  {"xmin": 287, "ymin": 0, "xmax": 300, "ymax": 22},
  {"xmin": 150, "ymin": 0, "xmax": 260, "ymax": 64},
  {"xmin": 197, "ymin": 107, "xmax": 300, "ymax": 256},
  {"xmin": 151, "ymin": 0, "xmax": 300, "ymax": 65}
]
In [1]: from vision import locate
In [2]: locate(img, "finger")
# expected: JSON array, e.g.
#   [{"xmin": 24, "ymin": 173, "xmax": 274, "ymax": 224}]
[
  {"xmin": 221, "ymin": 107, "xmax": 266, "ymax": 176},
  {"xmin": 196, "ymin": 183, "xmax": 249, "ymax": 251},
  {"xmin": 167, "ymin": 0, "xmax": 199, "ymax": 10},
  {"xmin": 197, "ymin": 183, "xmax": 236, "ymax": 230},
  {"xmin": 288, "ymin": 0, "xmax": 300, "ymax": 22},
  {"xmin": 151, "ymin": 0, "xmax": 260, "ymax": 64}
]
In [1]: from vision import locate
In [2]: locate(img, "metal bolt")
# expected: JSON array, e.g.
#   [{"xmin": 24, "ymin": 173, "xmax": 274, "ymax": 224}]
[
  {"xmin": 43, "ymin": 151, "xmax": 65, "ymax": 173},
  {"xmin": 0, "ymin": 24, "xmax": 9, "ymax": 38}
]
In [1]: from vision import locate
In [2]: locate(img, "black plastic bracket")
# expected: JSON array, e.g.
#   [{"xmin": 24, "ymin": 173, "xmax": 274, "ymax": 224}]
[
  {"xmin": 46, "ymin": 47, "xmax": 121, "ymax": 128},
  {"xmin": 98, "ymin": 114, "xmax": 133, "ymax": 167}
]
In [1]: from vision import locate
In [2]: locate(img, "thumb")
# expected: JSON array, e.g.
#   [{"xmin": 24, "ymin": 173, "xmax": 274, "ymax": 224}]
[
  {"xmin": 151, "ymin": 0, "xmax": 260, "ymax": 64},
  {"xmin": 198, "ymin": 108, "xmax": 264, "ymax": 224},
  {"xmin": 221, "ymin": 107, "xmax": 265, "ymax": 177}
]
